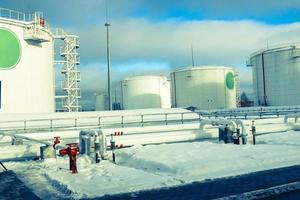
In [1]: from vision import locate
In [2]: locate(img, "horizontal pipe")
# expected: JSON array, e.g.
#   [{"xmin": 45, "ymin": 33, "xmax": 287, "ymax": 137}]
[
  {"xmin": 284, "ymin": 114, "xmax": 300, "ymax": 123},
  {"xmin": 200, "ymin": 119, "xmax": 246, "ymax": 135},
  {"xmin": 0, "ymin": 132, "xmax": 51, "ymax": 145}
]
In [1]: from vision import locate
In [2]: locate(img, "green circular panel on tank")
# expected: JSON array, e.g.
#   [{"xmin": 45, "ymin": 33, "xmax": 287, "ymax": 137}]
[
  {"xmin": 226, "ymin": 72, "xmax": 234, "ymax": 90},
  {"xmin": 0, "ymin": 28, "xmax": 21, "ymax": 69}
]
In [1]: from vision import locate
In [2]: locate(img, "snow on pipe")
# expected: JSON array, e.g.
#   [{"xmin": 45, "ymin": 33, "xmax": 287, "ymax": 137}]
[
  {"xmin": 199, "ymin": 119, "xmax": 246, "ymax": 136},
  {"xmin": 80, "ymin": 127, "xmax": 210, "ymax": 155},
  {"xmin": 79, "ymin": 130, "xmax": 107, "ymax": 162},
  {"xmin": 0, "ymin": 132, "xmax": 52, "ymax": 146},
  {"xmin": 0, "ymin": 132, "xmax": 63, "ymax": 160},
  {"xmin": 284, "ymin": 114, "xmax": 300, "ymax": 123}
]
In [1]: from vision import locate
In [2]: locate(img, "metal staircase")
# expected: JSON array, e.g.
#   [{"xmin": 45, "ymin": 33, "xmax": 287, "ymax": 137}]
[
  {"xmin": 234, "ymin": 70, "xmax": 241, "ymax": 107},
  {"xmin": 54, "ymin": 28, "xmax": 81, "ymax": 112}
]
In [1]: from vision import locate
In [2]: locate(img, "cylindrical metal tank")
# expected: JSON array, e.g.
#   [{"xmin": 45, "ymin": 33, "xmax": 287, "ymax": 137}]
[
  {"xmin": 0, "ymin": 9, "xmax": 55, "ymax": 113},
  {"xmin": 121, "ymin": 76, "xmax": 171, "ymax": 110},
  {"xmin": 95, "ymin": 93, "xmax": 108, "ymax": 111},
  {"xmin": 249, "ymin": 44, "xmax": 300, "ymax": 106},
  {"xmin": 171, "ymin": 66, "xmax": 238, "ymax": 109}
]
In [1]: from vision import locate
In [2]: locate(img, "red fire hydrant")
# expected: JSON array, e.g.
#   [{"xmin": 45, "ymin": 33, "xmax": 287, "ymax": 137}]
[
  {"xmin": 53, "ymin": 136, "xmax": 61, "ymax": 149},
  {"xmin": 59, "ymin": 143, "xmax": 79, "ymax": 174}
]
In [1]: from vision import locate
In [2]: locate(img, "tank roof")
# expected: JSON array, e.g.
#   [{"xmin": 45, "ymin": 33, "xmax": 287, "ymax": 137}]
[
  {"xmin": 250, "ymin": 43, "xmax": 300, "ymax": 58},
  {"xmin": 122, "ymin": 75, "xmax": 167, "ymax": 81},
  {"xmin": 173, "ymin": 65, "xmax": 234, "ymax": 73}
]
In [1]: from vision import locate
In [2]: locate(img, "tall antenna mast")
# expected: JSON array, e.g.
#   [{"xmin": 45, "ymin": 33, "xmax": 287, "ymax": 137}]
[
  {"xmin": 191, "ymin": 45, "xmax": 195, "ymax": 67},
  {"xmin": 105, "ymin": 0, "xmax": 112, "ymax": 110}
]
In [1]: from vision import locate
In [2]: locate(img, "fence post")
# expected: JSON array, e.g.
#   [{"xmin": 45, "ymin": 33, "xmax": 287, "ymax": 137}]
[
  {"xmin": 24, "ymin": 120, "xmax": 27, "ymax": 131},
  {"xmin": 50, "ymin": 119, "xmax": 53, "ymax": 131},
  {"xmin": 75, "ymin": 118, "xmax": 77, "ymax": 128},
  {"xmin": 98, "ymin": 117, "xmax": 101, "ymax": 128},
  {"xmin": 165, "ymin": 114, "xmax": 168, "ymax": 125}
]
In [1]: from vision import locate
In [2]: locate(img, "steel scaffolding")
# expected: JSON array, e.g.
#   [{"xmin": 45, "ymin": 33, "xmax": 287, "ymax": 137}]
[
  {"xmin": 54, "ymin": 28, "xmax": 81, "ymax": 112},
  {"xmin": 234, "ymin": 70, "xmax": 241, "ymax": 107}
]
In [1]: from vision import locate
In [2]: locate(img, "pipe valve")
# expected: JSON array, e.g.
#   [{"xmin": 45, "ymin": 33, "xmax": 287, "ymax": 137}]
[{"xmin": 53, "ymin": 136, "xmax": 61, "ymax": 149}]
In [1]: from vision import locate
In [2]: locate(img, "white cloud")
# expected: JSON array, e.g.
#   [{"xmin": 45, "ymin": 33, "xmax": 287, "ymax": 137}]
[
  {"xmin": 65, "ymin": 19, "xmax": 300, "ymax": 109},
  {"xmin": 77, "ymin": 19, "xmax": 300, "ymax": 65}
]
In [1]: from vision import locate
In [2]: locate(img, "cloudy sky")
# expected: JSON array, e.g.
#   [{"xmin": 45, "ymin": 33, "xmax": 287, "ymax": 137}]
[{"xmin": 1, "ymin": 0, "xmax": 300, "ymax": 109}]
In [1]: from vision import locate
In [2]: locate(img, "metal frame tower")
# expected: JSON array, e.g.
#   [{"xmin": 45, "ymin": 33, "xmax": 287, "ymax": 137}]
[
  {"xmin": 105, "ymin": 22, "xmax": 112, "ymax": 110},
  {"xmin": 234, "ymin": 70, "xmax": 241, "ymax": 107},
  {"xmin": 54, "ymin": 29, "xmax": 81, "ymax": 112}
]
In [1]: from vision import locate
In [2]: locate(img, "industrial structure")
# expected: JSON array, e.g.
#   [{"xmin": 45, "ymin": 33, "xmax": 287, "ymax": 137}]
[
  {"xmin": 54, "ymin": 28, "xmax": 81, "ymax": 112},
  {"xmin": 0, "ymin": 9, "xmax": 55, "ymax": 113},
  {"xmin": 171, "ymin": 66, "xmax": 239, "ymax": 110},
  {"xmin": 0, "ymin": 8, "xmax": 81, "ymax": 113},
  {"xmin": 95, "ymin": 93, "xmax": 108, "ymax": 111},
  {"xmin": 248, "ymin": 44, "xmax": 300, "ymax": 106},
  {"xmin": 121, "ymin": 76, "xmax": 171, "ymax": 110}
]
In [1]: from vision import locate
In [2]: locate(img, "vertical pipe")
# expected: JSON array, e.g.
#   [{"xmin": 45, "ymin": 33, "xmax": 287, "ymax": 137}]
[
  {"xmin": 191, "ymin": 45, "xmax": 195, "ymax": 67},
  {"xmin": 261, "ymin": 53, "xmax": 267, "ymax": 106},
  {"xmin": 252, "ymin": 120, "xmax": 256, "ymax": 145},
  {"xmin": 120, "ymin": 81, "xmax": 124, "ymax": 110},
  {"xmin": 105, "ymin": 22, "xmax": 112, "ymax": 110}
]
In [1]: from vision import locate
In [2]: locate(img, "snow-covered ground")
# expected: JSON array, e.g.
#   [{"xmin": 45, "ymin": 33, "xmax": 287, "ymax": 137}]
[{"xmin": 1, "ymin": 117, "xmax": 300, "ymax": 199}]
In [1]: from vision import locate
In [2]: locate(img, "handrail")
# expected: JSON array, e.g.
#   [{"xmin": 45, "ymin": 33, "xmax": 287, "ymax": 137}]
[
  {"xmin": 0, "ymin": 111, "xmax": 195, "ymax": 123},
  {"xmin": 198, "ymin": 106, "xmax": 300, "ymax": 119},
  {"xmin": 0, "ymin": 111, "xmax": 200, "ymax": 133},
  {"xmin": 0, "ymin": 8, "xmax": 51, "ymax": 31},
  {"xmin": 0, "ymin": 8, "xmax": 28, "ymax": 22}
]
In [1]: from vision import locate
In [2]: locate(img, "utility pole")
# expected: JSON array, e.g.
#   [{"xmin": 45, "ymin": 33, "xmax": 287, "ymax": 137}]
[
  {"xmin": 105, "ymin": 1, "xmax": 112, "ymax": 110},
  {"xmin": 191, "ymin": 45, "xmax": 195, "ymax": 67}
]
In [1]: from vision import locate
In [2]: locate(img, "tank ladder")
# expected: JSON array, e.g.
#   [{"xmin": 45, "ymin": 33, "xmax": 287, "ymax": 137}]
[
  {"xmin": 54, "ymin": 28, "xmax": 81, "ymax": 112},
  {"xmin": 234, "ymin": 70, "xmax": 241, "ymax": 107}
]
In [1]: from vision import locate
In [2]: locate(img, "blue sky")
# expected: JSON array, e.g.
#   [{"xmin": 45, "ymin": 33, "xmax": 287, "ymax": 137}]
[
  {"xmin": 2, "ymin": 0, "xmax": 300, "ymax": 24},
  {"xmin": 1, "ymin": 0, "xmax": 300, "ymax": 109}
]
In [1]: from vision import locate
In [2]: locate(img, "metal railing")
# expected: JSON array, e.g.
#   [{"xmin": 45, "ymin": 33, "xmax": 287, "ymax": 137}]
[
  {"xmin": 198, "ymin": 106, "xmax": 300, "ymax": 119},
  {"xmin": 0, "ymin": 8, "xmax": 51, "ymax": 31},
  {"xmin": 0, "ymin": 111, "xmax": 200, "ymax": 134},
  {"xmin": 0, "ymin": 8, "xmax": 29, "ymax": 22}
]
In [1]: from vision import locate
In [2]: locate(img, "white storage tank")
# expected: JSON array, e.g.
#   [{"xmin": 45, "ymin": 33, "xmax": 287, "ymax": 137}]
[
  {"xmin": 0, "ymin": 9, "xmax": 55, "ymax": 113},
  {"xmin": 121, "ymin": 76, "xmax": 171, "ymax": 110},
  {"xmin": 248, "ymin": 44, "xmax": 300, "ymax": 106},
  {"xmin": 171, "ymin": 66, "xmax": 238, "ymax": 109},
  {"xmin": 95, "ymin": 93, "xmax": 108, "ymax": 111}
]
